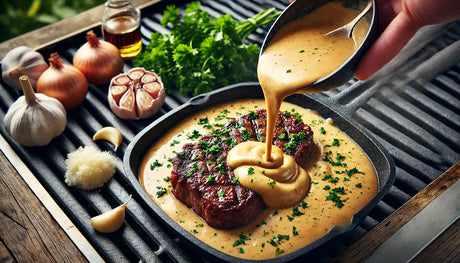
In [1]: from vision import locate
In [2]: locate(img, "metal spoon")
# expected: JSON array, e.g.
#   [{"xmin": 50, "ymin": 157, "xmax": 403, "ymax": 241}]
[{"xmin": 325, "ymin": 1, "xmax": 373, "ymax": 39}]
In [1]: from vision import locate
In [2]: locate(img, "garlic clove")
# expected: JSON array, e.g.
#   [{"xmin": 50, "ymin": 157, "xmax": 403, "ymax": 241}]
[
  {"xmin": 143, "ymin": 82, "xmax": 161, "ymax": 98},
  {"xmin": 90, "ymin": 195, "xmax": 131, "ymax": 233},
  {"xmin": 117, "ymin": 89, "xmax": 138, "ymax": 119},
  {"xmin": 136, "ymin": 89, "xmax": 164, "ymax": 119},
  {"xmin": 92, "ymin": 126, "xmax": 123, "ymax": 151},
  {"xmin": 110, "ymin": 85, "xmax": 128, "ymax": 104}
]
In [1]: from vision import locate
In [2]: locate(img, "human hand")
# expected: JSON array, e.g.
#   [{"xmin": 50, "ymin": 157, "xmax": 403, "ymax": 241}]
[
  {"xmin": 288, "ymin": 0, "xmax": 460, "ymax": 80},
  {"xmin": 355, "ymin": 0, "xmax": 460, "ymax": 80}
]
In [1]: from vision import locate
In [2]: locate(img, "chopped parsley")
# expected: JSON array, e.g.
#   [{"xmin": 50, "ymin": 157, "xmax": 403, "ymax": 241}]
[
  {"xmin": 231, "ymin": 176, "xmax": 239, "ymax": 183},
  {"xmin": 322, "ymin": 174, "xmax": 340, "ymax": 184},
  {"xmin": 156, "ymin": 186, "xmax": 167, "ymax": 198},
  {"xmin": 198, "ymin": 117, "xmax": 213, "ymax": 129},
  {"xmin": 187, "ymin": 130, "xmax": 202, "ymax": 140},
  {"xmin": 241, "ymin": 128, "xmax": 251, "ymax": 141},
  {"xmin": 285, "ymin": 132, "xmax": 308, "ymax": 151},
  {"xmin": 291, "ymin": 206, "xmax": 305, "ymax": 217},
  {"xmin": 170, "ymin": 139, "xmax": 180, "ymax": 146},
  {"xmin": 326, "ymin": 187, "xmax": 347, "ymax": 208},
  {"xmin": 150, "ymin": 160, "xmax": 163, "ymax": 170},
  {"xmin": 248, "ymin": 110, "xmax": 258, "ymax": 120},
  {"xmin": 292, "ymin": 226, "xmax": 299, "ymax": 236},
  {"xmin": 207, "ymin": 175, "xmax": 216, "ymax": 183},
  {"xmin": 322, "ymin": 150, "xmax": 347, "ymax": 167},
  {"xmin": 331, "ymin": 138, "xmax": 340, "ymax": 146},
  {"xmin": 233, "ymin": 233, "xmax": 251, "ymax": 247}
]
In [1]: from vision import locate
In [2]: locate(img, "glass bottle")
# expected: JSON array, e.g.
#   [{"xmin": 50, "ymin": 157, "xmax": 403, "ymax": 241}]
[{"xmin": 101, "ymin": 0, "xmax": 142, "ymax": 59}]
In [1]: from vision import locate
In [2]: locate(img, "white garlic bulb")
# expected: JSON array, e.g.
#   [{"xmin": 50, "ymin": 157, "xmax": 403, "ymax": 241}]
[
  {"xmin": 3, "ymin": 75, "xmax": 67, "ymax": 147},
  {"xmin": 1, "ymin": 46, "xmax": 48, "ymax": 90}
]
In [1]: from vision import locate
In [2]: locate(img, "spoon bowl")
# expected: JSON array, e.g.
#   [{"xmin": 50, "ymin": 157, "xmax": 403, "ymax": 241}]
[
  {"xmin": 325, "ymin": 1, "xmax": 373, "ymax": 39},
  {"xmin": 260, "ymin": 0, "xmax": 378, "ymax": 93}
]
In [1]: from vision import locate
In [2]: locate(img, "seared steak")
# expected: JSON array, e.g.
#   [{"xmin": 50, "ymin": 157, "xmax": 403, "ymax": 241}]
[{"xmin": 171, "ymin": 109, "xmax": 314, "ymax": 229}]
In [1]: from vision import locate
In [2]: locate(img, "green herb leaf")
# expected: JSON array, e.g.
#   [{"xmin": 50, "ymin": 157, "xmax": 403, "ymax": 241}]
[{"xmin": 134, "ymin": 3, "xmax": 280, "ymax": 97}]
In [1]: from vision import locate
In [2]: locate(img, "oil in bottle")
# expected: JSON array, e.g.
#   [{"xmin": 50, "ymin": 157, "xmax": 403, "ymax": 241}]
[{"xmin": 102, "ymin": 0, "xmax": 142, "ymax": 59}]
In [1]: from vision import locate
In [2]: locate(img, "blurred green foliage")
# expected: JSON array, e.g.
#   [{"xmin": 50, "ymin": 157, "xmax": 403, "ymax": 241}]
[{"xmin": 0, "ymin": 0, "xmax": 105, "ymax": 42}]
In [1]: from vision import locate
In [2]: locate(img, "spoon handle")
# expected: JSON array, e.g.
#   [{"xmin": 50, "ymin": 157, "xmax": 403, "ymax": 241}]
[{"xmin": 347, "ymin": 1, "xmax": 373, "ymax": 38}]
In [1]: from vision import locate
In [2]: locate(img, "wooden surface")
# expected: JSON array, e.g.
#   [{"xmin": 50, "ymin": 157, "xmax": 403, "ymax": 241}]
[
  {"xmin": 332, "ymin": 161, "xmax": 460, "ymax": 262},
  {"xmin": 0, "ymin": 147, "xmax": 88, "ymax": 263},
  {"xmin": 1, "ymin": 1, "xmax": 459, "ymax": 262}
]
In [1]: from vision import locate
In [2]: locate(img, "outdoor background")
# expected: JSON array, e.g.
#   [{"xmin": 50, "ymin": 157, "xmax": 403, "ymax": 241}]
[{"xmin": 1, "ymin": 0, "xmax": 105, "ymax": 43}]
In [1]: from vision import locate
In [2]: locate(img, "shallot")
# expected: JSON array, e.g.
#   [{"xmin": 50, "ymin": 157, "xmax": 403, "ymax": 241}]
[
  {"xmin": 73, "ymin": 30, "xmax": 124, "ymax": 85},
  {"xmin": 37, "ymin": 53, "xmax": 88, "ymax": 110}
]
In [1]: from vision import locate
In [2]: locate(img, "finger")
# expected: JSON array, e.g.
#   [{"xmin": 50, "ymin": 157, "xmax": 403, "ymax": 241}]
[{"xmin": 354, "ymin": 12, "xmax": 419, "ymax": 80}]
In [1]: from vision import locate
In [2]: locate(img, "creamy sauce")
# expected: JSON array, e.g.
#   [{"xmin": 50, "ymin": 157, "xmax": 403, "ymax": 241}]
[
  {"xmin": 228, "ymin": 141, "xmax": 311, "ymax": 208},
  {"xmin": 139, "ymin": 99, "xmax": 377, "ymax": 260},
  {"xmin": 139, "ymin": 2, "xmax": 375, "ymax": 260},
  {"xmin": 228, "ymin": 2, "xmax": 370, "ymax": 207}
]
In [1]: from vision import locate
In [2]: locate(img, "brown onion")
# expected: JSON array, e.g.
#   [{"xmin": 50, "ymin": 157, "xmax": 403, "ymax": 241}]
[
  {"xmin": 73, "ymin": 31, "xmax": 124, "ymax": 85},
  {"xmin": 37, "ymin": 53, "xmax": 88, "ymax": 110}
]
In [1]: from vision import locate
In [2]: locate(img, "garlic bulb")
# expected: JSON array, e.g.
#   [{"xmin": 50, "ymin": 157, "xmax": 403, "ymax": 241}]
[
  {"xmin": 1, "ymin": 46, "xmax": 48, "ymax": 90},
  {"xmin": 3, "ymin": 75, "xmax": 67, "ymax": 147},
  {"xmin": 108, "ymin": 67, "xmax": 165, "ymax": 119}
]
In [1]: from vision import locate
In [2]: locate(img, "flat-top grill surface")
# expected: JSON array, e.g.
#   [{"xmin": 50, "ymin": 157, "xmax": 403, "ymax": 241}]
[{"xmin": 0, "ymin": 0, "xmax": 459, "ymax": 262}]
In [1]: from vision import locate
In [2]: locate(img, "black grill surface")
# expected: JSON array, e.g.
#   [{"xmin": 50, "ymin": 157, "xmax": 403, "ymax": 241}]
[{"xmin": 1, "ymin": 0, "xmax": 459, "ymax": 262}]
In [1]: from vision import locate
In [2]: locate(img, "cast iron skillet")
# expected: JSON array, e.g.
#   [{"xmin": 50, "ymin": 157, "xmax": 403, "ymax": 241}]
[{"xmin": 123, "ymin": 82, "xmax": 395, "ymax": 262}]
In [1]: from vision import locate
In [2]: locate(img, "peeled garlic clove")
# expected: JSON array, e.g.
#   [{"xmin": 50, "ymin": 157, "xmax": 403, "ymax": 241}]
[
  {"xmin": 108, "ymin": 67, "xmax": 165, "ymax": 120},
  {"xmin": 91, "ymin": 195, "xmax": 131, "ymax": 233},
  {"xmin": 93, "ymin": 127, "xmax": 122, "ymax": 151},
  {"xmin": 110, "ymin": 85, "xmax": 127, "ymax": 104}
]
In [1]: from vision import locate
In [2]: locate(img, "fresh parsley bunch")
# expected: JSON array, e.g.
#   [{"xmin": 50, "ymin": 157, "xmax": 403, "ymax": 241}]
[{"xmin": 133, "ymin": 2, "xmax": 280, "ymax": 97}]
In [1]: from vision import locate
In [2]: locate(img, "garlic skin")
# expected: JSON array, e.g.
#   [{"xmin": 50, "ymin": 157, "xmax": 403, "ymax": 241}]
[
  {"xmin": 3, "ymin": 76, "xmax": 67, "ymax": 147},
  {"xmin": 1, "ymin": 46, "xmax": 48, "ymax": 90}
]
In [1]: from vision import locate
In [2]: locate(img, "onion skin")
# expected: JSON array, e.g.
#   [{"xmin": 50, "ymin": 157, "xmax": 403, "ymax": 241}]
[
  {"xmin": 37, "ymin": 53, "xmax": 88, "ymax": 110},
  {"xmin": 73, "ymin": 31, "xmax": 124, "ymax": 85}
]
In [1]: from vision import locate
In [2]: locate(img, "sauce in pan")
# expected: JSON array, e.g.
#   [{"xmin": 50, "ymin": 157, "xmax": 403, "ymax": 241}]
[
  {"xmin": 139, "ymin": 100, "xmax": 377, "ymax": 260},
  {"xmin": 139, "ymin": 2, "xmax": 375, "ymax": 260}
]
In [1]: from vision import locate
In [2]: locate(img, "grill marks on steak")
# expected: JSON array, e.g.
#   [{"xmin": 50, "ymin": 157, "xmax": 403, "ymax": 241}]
[{"xmin": 171, "ymin": 109, "xmax": 314, "ymax": 229}]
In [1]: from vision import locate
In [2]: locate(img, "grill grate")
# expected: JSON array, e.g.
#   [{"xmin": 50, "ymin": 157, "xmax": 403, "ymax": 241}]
[{"xmin": 1, "ymin": 0, "xmax": 459, "ymax": 262}]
